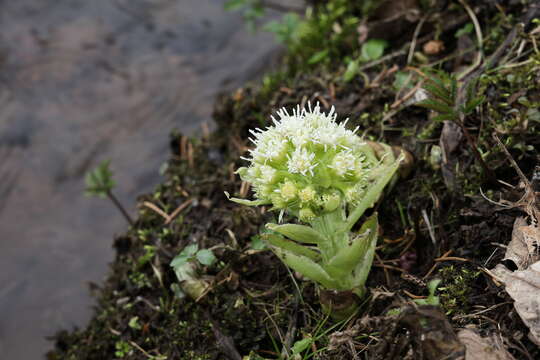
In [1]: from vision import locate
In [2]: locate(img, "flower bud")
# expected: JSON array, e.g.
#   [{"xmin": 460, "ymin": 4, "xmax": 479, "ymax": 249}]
[
  {"xmin": 322, "ymin": 191, "xmax": 341, "ymax": 212},
  {"xmin": 280, "ymin": 181, "xmax": 297, "ymax": 201},
  {"xmin": 299, "ymin": 207, "xmax": 316, "ymax": 222},
  {"xmin": 299, "ymin": 186, "xmax": 316, "ymax": 203}
]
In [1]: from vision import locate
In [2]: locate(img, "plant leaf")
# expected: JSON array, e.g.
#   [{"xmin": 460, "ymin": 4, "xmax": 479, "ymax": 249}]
[
  {"xmin": 291, "ymin": 338, "xmax": 313, "ymax": 355},
  {"xmin": 196, "ymin": 249, "xmax": 216, "ymax": 266},
  {"xmin": 462, "ymin": 96, "xmax": 485, "ymax": 114},
  {"xmin": 351, "ymin": 215, "xmax": 379, "ymax": 289},
  {"xmin": 264, "ymin": 233, "xmax": 321, "ymax": 261},
  {"xmin": 327, "ymin": 214, "xmax": 378, "ymax": 276},
  {"xmin": 250, "ymin": 235, "xmax": 267, "ymax": 250},
  {"xmin": 455, "ymin": 23, "xmax": 474, "ymax": 38},
  {"xmin": 423, "ymin": 83, "xmax": 453, "ymax": 105},
  {"xmin": 343, "ymin": 59, "xmax": 359, "ymax": 82},
  {"xmin": 170, "ymin": 244, "xmax": 198, "ymax": 268},
  {"xmin": 308, "ymin": 49, "xmax": 329, "ymax": 64},
  {"xmin": 224, "ymin": 191, "xmax": 270, "ymax": 206},
  {"xmin": 272, "ymin": 247, "xmax": 336, "ymax": 289},
  {"xmin": 346, "ymin": 155, "xmax": 401, "ymax": 230},
  {"xmin": 361, "ymin": 39, "xmax": 387, "ymax": 61},
  {"xmin": 224, "ymin": 0, "xmax": 246, "ymax": 11},
  {"xmin": 428, "ymin": 278, "xmax": 442, "ymax": 294},
  {"xmin": 417, "ymin": 98, "xmax": 455, "ymax": 114},
  {"xmin": 266, "ymin": 223, "xmax": 327, "ymax": 244},
  {"xmin": 432, "ymin": 113, "xmax": 457, "ymax": 122}
]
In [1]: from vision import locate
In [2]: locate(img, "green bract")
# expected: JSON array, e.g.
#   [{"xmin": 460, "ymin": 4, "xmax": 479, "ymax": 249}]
[{"xmin": 228, "ymin": 103, "xmax": 402, "ymax": 318}]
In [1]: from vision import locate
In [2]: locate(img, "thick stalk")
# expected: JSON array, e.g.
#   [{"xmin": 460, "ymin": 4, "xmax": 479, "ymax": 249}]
[{"xmin": 319, "ymin": 289, "xmax": 361, "ymax": 321}]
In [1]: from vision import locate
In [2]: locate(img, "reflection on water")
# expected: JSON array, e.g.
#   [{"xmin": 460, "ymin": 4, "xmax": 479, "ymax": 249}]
[{"xmin": 0, "ymin": 0, "xmax": 278, "ymax": 358}]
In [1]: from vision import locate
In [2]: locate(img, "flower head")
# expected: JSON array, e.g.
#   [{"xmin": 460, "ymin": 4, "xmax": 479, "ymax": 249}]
[{"xmin": 236, "ymin": 103, "xmax": 379, "ymax": 220}]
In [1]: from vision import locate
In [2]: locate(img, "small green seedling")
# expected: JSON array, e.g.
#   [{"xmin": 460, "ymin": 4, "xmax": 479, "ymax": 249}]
[
  {"xmin": 360, "ymin": 39, "xmax": 388, "ymax": 62},
  {"xmin": 386, "ymin": 279, "xmax": 442, "ymax": 316},
  {"xmin": 170, "ymin": 244, "xmax": 216, "ymax": 300},
  {"xmin": 413, "ymin": 279, "xmax": 441, "ymax": 306},
  {"xmin": 85, "ymin": 160, "xmax": 115, "ymax": 197},
  {"xmin": 85, "ymin": 160, "xmax": 134, "ymax": 225},
  {"xmin": 128, "ymin": 316, "xmax": 141, "ymax": 330}
]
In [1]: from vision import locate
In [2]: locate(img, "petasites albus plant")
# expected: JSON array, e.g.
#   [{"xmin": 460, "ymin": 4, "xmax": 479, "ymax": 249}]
[{"xmin": 227, "ymin": 103, "xmax": 406, "ymax": 319}]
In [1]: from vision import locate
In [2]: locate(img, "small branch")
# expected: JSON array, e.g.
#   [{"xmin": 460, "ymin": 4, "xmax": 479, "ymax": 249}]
[{"xmin": 107, "ymin": 190, "xmax": 134, "ymax": 226}]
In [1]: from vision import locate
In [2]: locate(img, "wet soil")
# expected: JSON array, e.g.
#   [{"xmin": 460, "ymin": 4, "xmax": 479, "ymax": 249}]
[{"xmin": 0, "ymin": 1, "xmax": 280, "ymax": 358}]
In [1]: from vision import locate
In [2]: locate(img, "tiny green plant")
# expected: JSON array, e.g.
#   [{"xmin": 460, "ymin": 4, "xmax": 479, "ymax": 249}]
[
  {"xmin": 360, "ymin": 38, "xmax": 388, "ymax": 62},
  {"xmin": 85, "ymin": 160, "xmax": 134, "ymax": 226},
  {"xmin": 343, "ymin": 39, "xmax": 388, "ymax": 82},
  {"xmin": 415, "ymin": 70, "xmax": 494, "ymax": 182},
  {"xmin": 416, "ymin": 70, "xmax": 484, "ymax": 123},
  {"xmin": 227, "ymin": 103, "xmax": 403, "ymax": 319},
  {"xmin": 170, "ymin": 244, "xmax": 216, "ymax": 300},
  {"xmin": 413, "ymin": 279, "xmax": 441, "ymax": 306},
  {"xmin": 114, "ymin": 340, "xmax": 133, "ymax": 358},
  {"xmin": 386, "ymin": 279, "xmax": 442, "ymax": 316},
  {"xmin": 224, "ymin": 0, "xmax": 265, "ymax": 32}
]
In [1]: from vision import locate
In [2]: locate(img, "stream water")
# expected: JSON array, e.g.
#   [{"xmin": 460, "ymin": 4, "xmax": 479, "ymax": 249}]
[{"xmin": 0, "ymin": 1, "xmax": 279, "ymax": 358}]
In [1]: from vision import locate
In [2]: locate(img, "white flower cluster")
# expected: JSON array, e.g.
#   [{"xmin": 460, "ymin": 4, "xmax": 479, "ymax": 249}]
[{"xmin": 237, "ymin": 103, "xmax": 378, "ymax": 221}]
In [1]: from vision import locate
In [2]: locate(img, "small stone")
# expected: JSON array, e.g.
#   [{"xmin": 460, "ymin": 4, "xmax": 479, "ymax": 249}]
[{"xmin": 423, "ymin": 40, "xmax": 445, "ymax": 55}]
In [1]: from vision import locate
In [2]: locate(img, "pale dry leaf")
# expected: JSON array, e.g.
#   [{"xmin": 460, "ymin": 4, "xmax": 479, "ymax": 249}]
[
  {"xmin": 457, "ymin": 329, "xmax": 515, "ymax": 360},
  {"xmin": 503, "ymin": 216, "xmax": 540, "ymax": 270},
  {"xmin": 492, "ymin": 261, "xmax": 540, "ymax": 346},
  {"xmin": 490, "ymin": 136, "xmax": 540, "ymax": 346}
]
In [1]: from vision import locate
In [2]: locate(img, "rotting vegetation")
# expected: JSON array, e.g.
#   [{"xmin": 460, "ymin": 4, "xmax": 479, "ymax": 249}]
[{"xmin": 48, "ymin": 1, "xmax": 540, "ymax": 359}]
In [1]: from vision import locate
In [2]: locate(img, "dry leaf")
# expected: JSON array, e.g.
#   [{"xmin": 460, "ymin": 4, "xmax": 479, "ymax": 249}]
[
  {"xmin": 457, "ymin": 329, "xmax": 515, "ymax": 360},
  {"xmin": 440, "ymin": 121, "xmax": 462, "ymax": 190},
  {"xmin": 503, "ymin": 216, "xmax": 540, "ymax": 270},
  {"xmin": 492, "ymin": 261, "xmax": 540, "ymax": 345},
  {"xmin": 490, "ymin": 135, "xmax": 540, "ymax": 346}
]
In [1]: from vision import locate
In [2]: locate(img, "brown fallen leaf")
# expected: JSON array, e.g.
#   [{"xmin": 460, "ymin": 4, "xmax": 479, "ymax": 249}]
[
  {"xmin": 503, "ymin": 216, "xmax": 540, "ymax": 270},
  {"xmin": 375, "ymin": 305, "xmax": 465, "ymax": 359},
  {"xmin": 492, "ymin": 261, "xmax": 540, "ymax": 346},
  {"xmin": 457, "ymin": 329, "xmax": 515, "ymax": 360},
  {"xmin": 440, "ymin": 121, "xmax": 462, "ymax": 190},
  {"xmin": 489, "ymin": 135, "xmax": 540, "ymax": 346}
]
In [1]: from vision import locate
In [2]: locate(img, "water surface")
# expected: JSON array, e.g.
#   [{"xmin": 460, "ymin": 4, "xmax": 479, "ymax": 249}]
[{"xmin": 0, "ymin": 1, "xmax": 279, "ymax": 358}]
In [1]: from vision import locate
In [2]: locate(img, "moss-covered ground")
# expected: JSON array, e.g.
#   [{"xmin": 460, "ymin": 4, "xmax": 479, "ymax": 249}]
[{"xmin": 48, "ymin": 1, "xmax": 540, "ymax": 359}]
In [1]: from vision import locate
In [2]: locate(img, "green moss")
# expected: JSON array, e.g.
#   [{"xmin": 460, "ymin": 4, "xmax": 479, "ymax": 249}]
[{"xmin": 438, "ymin": 265, "xmax": 480, "ymax": 316}]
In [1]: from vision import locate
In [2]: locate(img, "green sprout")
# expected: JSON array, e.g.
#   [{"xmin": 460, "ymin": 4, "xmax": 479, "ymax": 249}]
[
  {"xmin": 85, "ymin": 160, "xmax": 134, "ymax": 226},
  {"xmin": 413, "ymin": 279, "xmax": 441, "ymax": 306},
  {"xmin": 170, "ymin": 244, "xmax": 216, "ymax": 300},
  {"xmin": 227, "ymin": 103, "xmax": 403, "ymax": 319}
]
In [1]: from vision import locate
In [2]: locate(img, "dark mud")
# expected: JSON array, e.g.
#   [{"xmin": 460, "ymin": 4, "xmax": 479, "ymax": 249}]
[{"xmin": 0, "ymin": 1, "xmax": 280, "ymax": 358}]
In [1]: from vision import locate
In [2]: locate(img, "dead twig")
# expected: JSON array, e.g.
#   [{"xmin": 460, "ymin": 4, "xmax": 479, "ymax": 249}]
[
  {"xmin": 142, "ymin": 198, "xmax": 193, "ymax": 225},
  {"xmin": 165, "ymin": 198, "xmax": 194, "ymax": 225}
]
